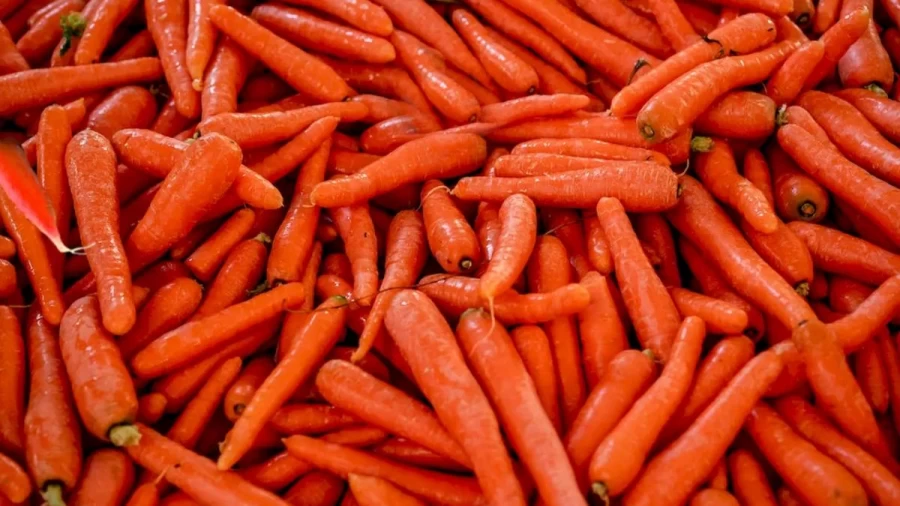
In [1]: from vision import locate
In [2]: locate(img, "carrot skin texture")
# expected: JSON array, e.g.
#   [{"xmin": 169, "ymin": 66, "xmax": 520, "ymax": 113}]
[
  {"xmin": 0, "ymin": 307, "xmax": 23, "ymax": 458},
  {"xmin": 0, "ymin": 452, "xmax": 31, "ymax": 503},
  {"xmin": 145, "ymin": 0, "xmax": 199, "ymax": 118}
]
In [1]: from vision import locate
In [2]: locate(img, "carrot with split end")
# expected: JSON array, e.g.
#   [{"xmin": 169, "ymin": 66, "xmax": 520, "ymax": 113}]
[
  {"xmin": 453, "ymin": 165, "xmax": 679, "ymax": 212},
  {"xmin": 479, "ymin": 94, "xmax": 590, "ymax": 125},
  {"xmin": 695, "ymin": 140, "xmax": 778, "ymax": 234},
  {"xmin": 805, "ymin": 7, "xmax": 871, "ymax": 89},
  {"xmin": 117, "ymin": 277, "xmax": 203, "ymax": 361},
  {"xmin": 202, "ymin": 38, "xmax": 253, "ymax": 119},
  {"xmin": 788, "ymin": 221, "xmax": 900, "ymax": 285},
  {"xmin": 767, "ymin": 143, "xmax": 829, "ymax": 223},
  {"xmin": 65, "ymin": 130, "xmax": 135, "ymax": 335},
  {"xmin": 132, "ymin": 282, "xmax": 304, "ymax": 379},
  {"xmin": 210, "ymin": 5, "xmax": 352, "ymax": 102},
  {"xmin": 186, "ymin": 209, "xmax": 255, "ymax": 282},
  {"xmin": 385, "ymin": 290, "xmax": 526, "ymax": 506},
  {"xmin": 767, "ymin": 41, "xmax": 824, "ymax": 104},
  {"xmin": 694, "ymin": 92, "xmax": 776, "ymax": 139},
  {"xmin": 145, "ymin": 0, "xmax": 199, "ymax": 118},
  {"xmin": 60, "ymin": 295, "xmax": 139, "ymax": 446},
  {"xmin": 75, "ymin": 0, "xmax": 140, "ymax": 65},
  {"xmin": 311, "ymin": 133, "xmax": 486, "ymax": 208},
  {"xmin": 125, "ymin": 133, "xmax": 242, "ymax": 270},
  {"xmin": 267, "ymin": 140, "xmax": 331, "ymax": 285},
  {"xmin": 511, "ymin": 138, "xmax": 670, "ymax": 165},
  {"xmin": 666, "ymin": 177, "xmax": 814, "ymax": 329},
  {"xmin": 356, "ymin": 210, "xmax": 426, "ymax": 362},
  {"xmin": 623, "ymin": 350, "xmax": 784, "ymax": 506},
  {"xmin": 610, "ymin": 13, "xmax": 777, "ymax": 116},
  {"xmin": 597, "ymin": 198, "xmax": 680, "ymax": 360},
  {"xmin": 638, "ymin": 40, "xmax": 799, "ymax": 143}
]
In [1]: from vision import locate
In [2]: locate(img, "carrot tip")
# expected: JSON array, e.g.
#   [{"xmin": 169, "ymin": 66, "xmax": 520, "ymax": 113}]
[
  {"xmin": 794, "ymin": 281, "xmax": 810, "ymax": 298},
  {"xmin": 42, "ymin": 483, "xmax": 65, "ymax": 506},
  {"xmin": 109, "ymin": 424, "xmax": 142, "ymax": 447}
]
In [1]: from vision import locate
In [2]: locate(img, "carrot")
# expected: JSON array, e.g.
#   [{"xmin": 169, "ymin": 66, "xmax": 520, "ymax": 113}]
[
  {"xmin": 833, "ymin": 88, "xmax": 900, "ymax": 144},
  {"xmin": 638, "ymin": 40, "xmax": 799, "ymax": 143},
  {"xmin": 0, "ymin": 308, "xmax": 22, "ymax": 461},
  {"xmin": 805, "ymin": 7, "xmax": 871, "ymax": 89},
  {"xmin": 109, "ymin": 29, "xmax": 156, "ymax": 62},
  {"xmin": 667, "ymin": 288, "xmax": 748, "ymax": 335},
  {"xmin": 311, "ymin": 133, "xmax": 486, "ymax": 208},
  {"xmin": 507, "ymin": 325, "xmax": 562, "ymax": 433},
  {"xmin": 570, "ymin": 0, "xmax": 669, "ymax": 58},
  {"xmin": 0, "ymin": 452, "xmax": 29, "ymax": 503},
  {"xmin": 837, "ymin": 5, "xmax": 893, "ymax": 89},
  {"xmin": 283, "ymin": 435, "xmax": 483, "ymax": 506},
  {"xmin": 596, "ymin": 197, "xmax": 680, "ymax": 359},
  {"xmin": 66, "ymin": 130, "xmax": 135, "ymax": 335},
  {"xmin": 511, "ymin": 138, "xmax": 670, "ymax": 165},
  {"xmin": 384, "ymin": 289, "xmax": 525, "ymax": 505},
  {"xmin": 695, "ymin": 140, "xmax": 778, "ymax": 234},
  {"xmin": 787, "ymin": 222, "xmax": 900, "ymax": 285},
  {"xmin": 767, "ymin": 41, "xmax": 825, "ymax": 105},
  {"xmin": 776, "ymin": 395, "xmax": 900, "ymax": 505},
  {"xmin": 201, "ymin": 38, "xmax": 253, "ymax": 119},
  {"xmin": 323, "ymin": 60, "xmax": 431, "ymax": 114},
  {"xmin": 694, "ymin": 92, "xmax": 776, "ymax": 139},
  {"xmin": 499, "ymin": 0, "xmax": 658, "ymax": 87},
  {"xmin": 767, "ymin": 143, "xmax": 829, "ymax": 223},
  {"xmin": 746, "ymin": 402, "xmax": 868, "ymax": 506},
  {"xmin": 124, "ymin": 133, "xmax": 242, "ymax": 270},
  {"xmin": 574, "ymin": 273, "xmax": 626, "ymax": 389},
  {"xmin": 797, "ymin": 90, "xmax": 900, "ymax": 186},
  {"xmin": 348, "ymin": 474, "xmax": 424, "ymax": 506},
  {"xmin": 126, "ymin": 483, "xmax": 160, "ymax": 506},
  {"xmin": 327, "ymin": 205, "xmax": 377, "ymax": 306},
  {"xmin": 479, "ymin": 94, "xmax": 589, "ymax": 125},
  {"xmin": 622, "ymin": 349, "xmax": 784, "ymax": 506},
  {"xmin": 453, "ymin": 165, "xmax": 679, "ymax": 212},
  {"xmin": 689, "ymin": 489, "xmax": 739, "ymax": 506},
  {"xmin": 359, "ymin": 115, "xmax": 441, "ymax": 155},
  {"xmin": 283, "ymin": 470, "xmax": 345, "ymax": 505},
  {"xmin": 136, "ymin": 393, "xmax": 167, "ymax": 425},
  {"xmin": 582, "ymin": 214, "xmax": 612, "ymax": 274},
  {"xmin": 0, "ymin": 187, "xmax": 64, "ymax": 324},
  {"xmin": 355, "ymin": 210, "xmax": 426, "ymax": 361},
  {"xmin": 75, "ymin": 0, "xmax": 139, "ymax": 65},
  {"xmin": 370, "ymin": 438, "xmax": 468, "ymax": 473},
  {"xmin": 60, "ymin": 295, "xmax": 139, "ymax": 446},
  {"xmin": 667, "ymin": 177, "xmax": 814, "ymax": 329},
  {"xmin": 351, "ymin": 95, "xmax": 430, "ymax": 124},
  {"xmin": 119, "ymin": 277, "xmax": 203, "ymax": 362},
  {"xmin": 278, "ymin": 0, "xmax": 392, "ymax": 36},
  {"xmin": 826, "ymin": 275, "xmax": 900, "ymax": 354},
  {"xmin": 0, "ymin": 21, "xmax": 28, "ymax": 75},
  {"xmin": 14, "ymin": 0, "xmax": 84, "ymax": 65},
  {"xmin": 35, "ymin": 104, "xmax": 73, "ymax": 281},
  {"xmin": 183, "ymin": 0, "xmax": 222, "ymax": 87},
  {"xmin": 132, "ymin": 282, "xmax": 304, "ymax": 379},
  {"xmin": 610, "ymin": 13, "xmax": 777, "ymax": 116},
  {"xmin": 0, "ymin": 237, "xmax": 13, "ymax": 260},
  {"xmin": 222, "ymin": 356, "xmax": 273, "ymax": 422},
  {"xmin": 646, "ymin": 0, "xmax": 701, "ymax": 50},
  {"xmin": 209, "ymin": 5, "xmax": 351, "ymax": 102},
  {"xmin": 0, "ymin": 0, "xmax": 25, "ymax": 23},
  {"xmin": 728, "ymin": 449, "xmax": 778, "ymax": 506},
  {"xmin": 144, "ymin": 0, "xmax": 198, "ymax": 118},
  {"xmin": 490, "ymin": 154, "xmax": 660, "ymax": 178},
  {"xmin": 87, "ymin": 86, "xmax": 158, "ymax": 139},
  {"xmin": 462, "ymin": 0, "xmax": 585, "ymax": 83},
  {"xmin": 565, "ymin": 349, "xmax": 656, "ymax": 490},
  {"xmin": 878, "ymin": 331, "xmax": 900, "ymax": 437},
  {"xmin": 186, "ymin": 209, "xmax": 255, "ymax": 282},
  {"xmin": 478, "ymin": 194, "xmax": 535, "ymax": 303},
  {"xmin": 418, "ymin": 180, "xmax": 479, "ymax": 274},
  {"xmin": 252, "ymin": 4, "xmax": 393, "ymax": 65},
  {"xmin": 126, "ymin": 424, "xmax": 289, "ymax": 506},
  {"xmin": 191, "ymin": 236, "xmax": 265, "ymax": 321},
  {"xmin": 24, "ymin": 310, "xmax": 82, "ymax": 506}
]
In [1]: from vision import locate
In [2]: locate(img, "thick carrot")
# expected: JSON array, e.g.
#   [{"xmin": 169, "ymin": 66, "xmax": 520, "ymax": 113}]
[
  {"xmin": 66, "ymin": 129, "xmax": 135, "ymax": 335},
  {"xmin": 201, "ymin": 38, "xmax": 253, "ymax": 119},
  {"xmin": 145, "ymin": 0, "xmax": 199, "ymax": 118},
  {"xmin": 667, "ymin": 177, "xmax": 814, "ymax": 329},
  {"xmin": 384, "ymin": 289, "xmax": 526, "ymax": 506},
  {"xmin": 283, "ymin": 470, "xmax": 345, "ymax": 505},
  {"xmin": 805, "ymin": 7, "xmax": 871, "ymax": 89},
  {"xmin": 576, "ymin": 272, "xmax": 627, "ymax": 388},
  {"xmin": 420, "ymin": 180, "xmax": 480, "ymax": 274},
  {"xmin": 787, "ymin": 221, "xmax": 900, "ymax": 285},
  {"xmin": 610, "ymin": 13, "xmax": 777, "ymax": 116},
  {"xmin": 209, "ymin": 5, "xmax": 351, "ymax": 102},
  {"xmin": 778, "ymin": 124, "xmax": 900, "ymax": 247},
  {"xmin": 646, "ymin": 0, "xmax": 701, "ymax": 50},
  {"xmin": 136, "ymin": 393, "xmax": 167, "ymax": 425},
  {"xmin": 223, "ymin": 356, "xmax": 273, "ymax": 422},
  {"xmin": 638, "ymin": 40, "xmax": 799, "ymax": 143},
  {"xmin": 311, "ymin": 133, "xmax": 486, "ymax": 208},
  {"xmin": 767, "ymin": 41, "xmax": 824, "ymax": 105},
  {"xmin": 452, "ymin": 165, "xmax": 679, "ymax": 212},
  {"xmin": 60, "ymin": 295, "xmax": 139, "ymax": 446},
  {"xmin": 767, "ymin": 143, "xmax": 830, "ymax": 223},
  {"xmin": 622, "ymin": 350, "xmax": 784, "ymax": 506},
  {"xmin": 87, "ymin": 86, "xmax": 157, "ymax": 139},
  {"xmin": 75, "ymin": 0, "xmax": 139, "ymax": 65},
  {"xmin": 511, "ymin": 137, "xmax": 670, "ymax": 165},
  {"xmin": 582, "ymin": 214, "xmax": 612, "ymax": 274},
  {"xmin": 125, "ymin": 133, "xmax": 242, "ymax": 270},
  {"xmin": 695, "ymin": 140, "xmax": 778, "ymax": 234},
  {"xmin": 132, "ymin": 283, "xmax": 304, "ymax": 379},
  {"xmin": 694, "ymin": 92, "xmax": 776, "ymax": 139}
]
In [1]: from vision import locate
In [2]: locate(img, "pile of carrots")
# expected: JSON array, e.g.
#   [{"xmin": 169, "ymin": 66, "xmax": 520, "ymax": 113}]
[{"xmin": 1, "ymin": 0, "xmax": 900, "ymax": 504}]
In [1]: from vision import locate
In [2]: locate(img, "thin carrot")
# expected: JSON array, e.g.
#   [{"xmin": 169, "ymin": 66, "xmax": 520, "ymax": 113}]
[
  {"xmin": 223, "ymin": 356, "xmax": 273, "ymax": 422},
  {"xmin": 209, "ymin": 5, "xmax": 352, "ymax": 102},
  {"xmin": 66, "ymin": 129, "xmax": 135, "ymax": 335},
  {"xmin": 452, "ymin": 9, "xmax": 538, "ymax": 95},
  {"xmin": 453, "ymin": 165, "xmax": 679, "ymax": 212},
  {"xmin": 479, "ymin": 94, "xmax": 589, "ymax": 125},
  {"xmin": 275, "ymin": 0, "xmax": 392, "ymax": 36},
  {"xmin": 491, "ymin": 154, "xmax": 662, "ymax": 178},
  {"xmin": 728, "ymin": 449, "xmax": 778, "ymax": 506},
  {"xmin": 347, "ymin": 474, "xmax": 422, "ymax": 506},
  {"xmin": 328, "ymin": 205, "xmax": 378, "ymax": 305},
  {"xmin": 814, "ymin": 0, "xmax": 841, "ymax": 33},
  {"xmin": 75, "ymin": 0, "xmax": 139, "ymax": 65},
  {"xmin": 184, "ymin": 0, "xmax": 222, "ymax": 88},
  {"xmin": 14, "ymin": 0, "xmax": 84, "ymax": 65},
  {"xmin": 384, "ymin": 289, "xmax": 526, "ymax": 506},
  {"xmin": 767, "ymin": 41, "xmax": 825, "ymax": 105},
  {"xmin": 508, "ymin": 325, "xmax": 561, "ymax": 433},
  {"xmin": 109, "ymin": 29, "xmax": 156, "ymax": 62},
  {"xmin": 478, "ymin": 194, "xmax": 535, "ymax": 303},
  {"xmin": 186, "ymin": 209, "xmax": 255, "ymax": 282},
  {"xmin": 117, "ymin": 277, "xmax": 203, "ymax": 361},
  {"xmin": 201, "ymin": 38, "xmax": 253, "ymax": 119},
  {"xmin": 646, "ymin": 0, "xmax": 701, "ymax": 50},
  {"xmin": 132, "ymin": 282, "xmax": 304, "ymax": 379},
  {"xmin": 87, "ymin": 86, "xmax": 158, "ymax": 139},
  {"xmin": 622, "ymin": 349, "xmax": 784, "ymax": 506},
  {"xmin": 878, "ymin": 331, "xmax": 900, "ymax": 439},
  {"xmin": 126, "ymin": 484, "xmax": 159, "ymax": 506},
  {"xmin": 0, "ymin": 451, "xmax": 31, "ymax": 503},
  {"xmin": 805, "ymin": 7, "xmax": 871, "ymax": 89},
  {"xmin": 145, "ymin": 0, "xmax": 198, "ymax": 118},
  {"xmin": 668, "ymin": 288, "xmax": 748, "ymax": 335},
  {"xmin": 787, "ymin": 221, "xmax": 900, "ymax": 285},
  {"xmin": 0, "ymin": 307, "xmax": 22, "ymax": 460},
  {"xmin": 323, "ymin": 59, "xmax": 431, "ymax": 114},
  {"xmin": 610, "ymin": 13, "xmax": 777, "ymax": 116},
  {"xmin": 694, "ymin": 92, "xmax": 777, "ymax": 139},
  {"xmin": 0, "ymin": 20, "xmax": 28, "ymax": 75},
  {"xmin": 60, "ymin": 295, "xmax": 139, "ymax": 446}
]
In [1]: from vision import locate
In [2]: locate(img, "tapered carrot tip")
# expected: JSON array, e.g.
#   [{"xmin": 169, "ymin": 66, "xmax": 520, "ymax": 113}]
[
  {"xmin": 690, "ymin": 136, "xmax": 715, "ymax": 153},
  {"xmin": 795, "ymin": 281, "xmax": 810, "ymax": 298},
  {"xmin": 592, "ymin": 482, "xmax": 611, "ymax": 506},
  {"xmin": 42, "ymin": 483, "xmax": 65, "ymax": 506},
  {"xmin": 109, "ymin": 424, "xmax": 142, "ymax": 447}
]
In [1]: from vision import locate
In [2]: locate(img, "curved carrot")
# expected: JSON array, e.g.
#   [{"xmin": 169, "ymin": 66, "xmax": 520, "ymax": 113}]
[
  {"xmin": 87, "ymin": 86, "xmax": 158, "ymax": 139},
  {"xmin": 60, "ymin": 295, "xmax": 139, "ymax": 446},
  {"xmin": 201, "ymin": 38, "xmax": 253, "ymax": 119},
  {"xmin": 695, "ymin": 140, "xmax": 778, "ymax": 234},
  {"xmin": 788, "ymin": 221, "xmax": 900, "ymax": 285},
  {"xmin": 132, "ymin": 282, "xmax": 304, "ymax": 379},
  {"xmin": 463, "ymin": 0, "xmax": 585, "ymax": 83},
  {"xmin": 623, "ymin": 350, "xmax": 784, "ymax": 506},
  {"xmin": 210, "ymin": 5, "xmax": 352, "ymax": 102},
  {"xmin": 510, "ymin": 325, "xmax": 561, "ymax": 433},
  {"xmin": 453, "ymin": 165, "xmax": 679, "ymax": 212},
  {"xmin": 767, "ymin": 143, "xmax": 829, "ymax": 223},
  {"xmin": 75, "ymin": 0, "xmax": 139, "ymax": 65},
  {"xmin": 694, "ymin": 92, "xmax": 776, "ymax": 139},
  {"xmin": 565, "ymin": 349, "xmax": 656, "ymax": 489},
  {"xmin": 145, "ymin": 0, "xmax": 199, "ymax": 118},
  {"xmin": 638, "ymin": 40, "xmax": 799, "ymax": 143},
  {"xmin": 610, "ymin": 13, "xmax": 777, "ymax": 116},
  {"xmin": 666, "ymin": 177, "xmax": 814, "ymax": 329},
  {"xmin": 125, "ymin": 133, "xmax": 242, "ymax": 270},
  {"xmin": 728, "ymin": 449, "xmax": 778, "ymax": 506},
  {"xmin": 667, "ymin": 288, "xmax": 747, "ymax": 335},
  {"xmin": 117, "ymin": 277, "xmax": 203, "ymax": 361},
  {"xmin": 66, "ymin": 129, "xmax": 135, "ymax": 335},
  {"xmin": 384, "ymin": 289, "xmax": 526, "ymax": 506},
  {"xmin": 478, "ymin": 194, "xmax": 535, "ymax": 302},
  {"xmin": 804, "ymin": 7, "xmax": 870, "ymax": 89},
  {"xmin": 767, "ymin": 41, "xmax": 824, "ymax": 105}
]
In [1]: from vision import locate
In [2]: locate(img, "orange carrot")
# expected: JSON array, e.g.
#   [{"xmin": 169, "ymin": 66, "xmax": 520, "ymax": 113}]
[
  {"xmin": 788, "ymin": 221, "xmax": 900, "ymax": 285},
  {"xmin": 767, "ymin": 41, "xmax": 825, "ymax": 105},
  {"xmin": 201, "ymin": 38, "xmax": 253, "ymax": 119},
  {"xmin": 136, "ymin": 393, "xmax": 167, "ymax": 425},
  {"xmin": 694, "ymin": 92, "xmax": 776, "ymax": 139},
  {"xmin": 508, "ymin": 325, "xmax": 562, "ymax": 433},
  {"xmin": 35, "ymin": 103, "xmax": 73, "ymax": 281},
  {"xmin": 646, "ymin": 0, "xmax": 701, "ymax": 50},
  {"xmin": 574, "ymin": 0, "xmax": 670, "ymax": 57},
  {"xmin": 186, "ymin": 209, "xmax": 255, "ymax": 282},
  {"xmin": 145, "ymin": 0, "xmax": 199, "ymax": 118},
  {"xmin": 833, "ymin": 88, "xmax": 900, "ymax": 144},
  {"xmin": 75, "ymin": 0, "xmax": 139, "ymax": 65},
  {"xmin": 14, "ymin": 0, "xmax": 84, "ymax": 65},
  {"xmin": 0, "ymin": 307, "xmax": 22, "ymax": 460},
  {"xmin": 805, "ymin": 7, "xmax": 871, "ymax": 89},
  {"xmin": 452, "ymin": 9, "xmax": 538, "ymax": 95},
  {"xmin": 117, "ymin": 277, "xmax": 203, "ymax": 361},
  {"xmin": 511, "ymin": 137, "xmax": 670, "ymax": 165},
  {"xmin": 728, "ymin": 449, "xmax": 778, "ymax": 506},
  {"xmin": 87, "ymin": 86, "xmax": 158, "ymax": 139},
  {"xmin": 767, "ymin": 142, "xmax": 830, "ymax": 223}
]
